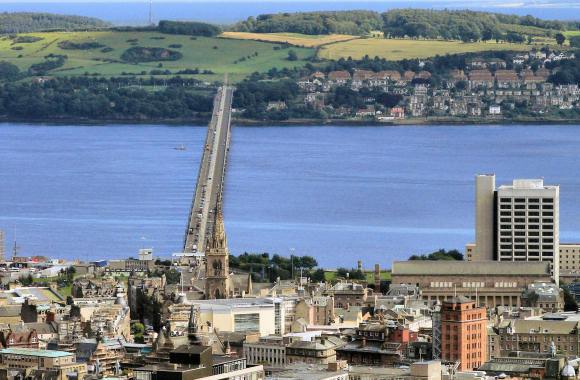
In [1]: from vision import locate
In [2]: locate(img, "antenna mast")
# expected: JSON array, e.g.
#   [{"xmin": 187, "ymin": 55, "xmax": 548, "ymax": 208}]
[
  {"xmin": 0, "ymin": 230, "xmax": 4, "ymax": 262},
  {"xmin": 12, "ymin": 227, "xmax": 20, "ymax": 260},
  {"xmin": 148, "ymin": 0, "xmax": 153, "ymax": 26}
]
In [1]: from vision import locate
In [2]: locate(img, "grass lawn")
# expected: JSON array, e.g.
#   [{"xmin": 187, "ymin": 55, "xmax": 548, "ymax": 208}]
[
  {"xmin": 0, "ymin": 31, "xmax": 315, "ymax": 82},
  {"xmin": 30, "ymin": 274, "xmax": 77, "ymax": 298},
  {"xmin": 318, "ymin": 38, "xmax": 550, "ymax": 61},
  {"xmin": 221, "ymin": 32, "xmax": 359, "ymax": 47}
]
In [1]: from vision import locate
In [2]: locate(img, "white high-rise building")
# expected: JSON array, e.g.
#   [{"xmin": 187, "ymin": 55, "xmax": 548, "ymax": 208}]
[
  {"xmin": 497, "ymin": 179, "xmax": 559, "ymax": 275},
  {"xmin": 470, "ymin": 175, "xmax": 560, "ymax": 282}
]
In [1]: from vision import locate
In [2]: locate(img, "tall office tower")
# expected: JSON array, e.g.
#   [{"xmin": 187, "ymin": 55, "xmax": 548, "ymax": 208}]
[
  {"xmin": 440, "ymin": 297, "xmax": 487, "ymax": 371},
  {"xmin": 497, "ymin": 179, "xmax": 559, "ymax": 280},
  {"xmin": 474, "ymin": 174, "xmax": 496, "ymax": 261},
  {"xmin": 472, "ymin": 175, "xmax": 560, "ymax": 282}
]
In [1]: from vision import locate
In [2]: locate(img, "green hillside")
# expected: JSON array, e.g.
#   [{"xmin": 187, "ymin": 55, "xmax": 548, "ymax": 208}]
[{"xmin": 0, "ymin": 30, "xmax": 315, "ymax": 82}]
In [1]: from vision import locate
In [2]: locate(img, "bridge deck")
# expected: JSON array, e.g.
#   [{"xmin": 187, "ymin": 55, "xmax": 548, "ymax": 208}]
[{"xmin": 182, "ymin": 85, "xmax": 234, "ymax": 261}]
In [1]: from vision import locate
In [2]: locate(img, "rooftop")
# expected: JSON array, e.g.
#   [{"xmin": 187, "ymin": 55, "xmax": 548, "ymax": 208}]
[
  {"xmin": 0, "ymin": 348, "xmax": 73, "ymax": 358},
  {"xmin": 392, "ymin": 261, "xmax": 551, "ymax": 276},
  {"xmin": 498, "ymin": 179, "xmax": 558, "ymax": 191}
]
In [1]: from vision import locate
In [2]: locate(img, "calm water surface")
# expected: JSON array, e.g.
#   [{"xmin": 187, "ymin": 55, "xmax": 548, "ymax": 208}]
[{"xmin": 1, "ymin": 123, "xmax": 580, "ymax": 267}]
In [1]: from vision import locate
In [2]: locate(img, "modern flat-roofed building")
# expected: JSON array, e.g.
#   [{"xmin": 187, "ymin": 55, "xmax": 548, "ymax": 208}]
[
  {"xmin": 187, "ymin": 298, "xmax": 285, "ymax": 337},
  {"xmin": 0, "ymin": 348, "xmax": 87, "ymax": 380},
  {"xmin": 469, "ymin": 175, "xmax": 560, "ymax": 282},
  {"xmin": 243, "ymin": 336, "xmax": 286, "ymax": 368},
  {"xmin": 135, "ymin": 345, "xmax": 264, "ymax": 380},
  {"xmin": 559, "ymin": 243, "xmax": 580, "ymax": 279},
  {"xmin": 496, "ymin": 179, "xmax": 559, "ymax": 274},
  {"xmin": 391, "ymin": 261, "xmax": 552, "ymax": 308}
]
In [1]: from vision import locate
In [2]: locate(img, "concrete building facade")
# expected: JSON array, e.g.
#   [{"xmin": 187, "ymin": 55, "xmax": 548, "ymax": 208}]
[
  {"xmin": 391, "ymin": 261, "xmax": 552, "ymax": 308},
  {"xmin": 474, "ymin": 174, "xmax": 496, "ymax": 262},
  {"xmin": 470, "ymin": 175, "xmax": 560, "ymax": 282},
  {"xmin": 559, "ymin": 243, "xmax": 580, "ymax": 278}
]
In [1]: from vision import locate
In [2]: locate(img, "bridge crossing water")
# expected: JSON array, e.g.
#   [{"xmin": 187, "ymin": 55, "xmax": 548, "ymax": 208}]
[{"xmin": 179, "ymin": 84, "xmax": 234, "ymax": 265}]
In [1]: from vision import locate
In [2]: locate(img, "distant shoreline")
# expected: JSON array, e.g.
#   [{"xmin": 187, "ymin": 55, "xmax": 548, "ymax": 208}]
[{"xmin": 1, "ymin": 116, "xmax": 579, "ymax": 127}]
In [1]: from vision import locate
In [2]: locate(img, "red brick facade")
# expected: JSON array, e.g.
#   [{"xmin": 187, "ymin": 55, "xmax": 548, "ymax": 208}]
[{"xmin": 441, "ymin": 297, "xmax": 487, "ymax": 371}]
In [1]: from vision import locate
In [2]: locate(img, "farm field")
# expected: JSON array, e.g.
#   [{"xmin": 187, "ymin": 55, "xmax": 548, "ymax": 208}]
[
  {"xmin": 220, "ymin": 31, "xmax": 359, "ymax": 47},
  {"xmin": 0, "ymin": 31, "xmax": 315, "ymax": 82},
  {"xmin": 318, "ymin": 38, "xmax": 547, "ymax": 60}
]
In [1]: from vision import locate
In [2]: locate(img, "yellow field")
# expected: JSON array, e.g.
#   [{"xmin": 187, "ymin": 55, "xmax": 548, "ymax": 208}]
[
  {"xmin": 220, "ymin": 32, "xmax": 359, "ymax": 47},
  {"xmin": 318, "ymin": 38, "xmax": 540, "ymax": 61}
]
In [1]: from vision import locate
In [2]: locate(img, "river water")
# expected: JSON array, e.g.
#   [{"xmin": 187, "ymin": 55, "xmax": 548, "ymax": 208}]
[{"xmin": 1, "ymin": 123, "xmax": 580, "ymax": 268}]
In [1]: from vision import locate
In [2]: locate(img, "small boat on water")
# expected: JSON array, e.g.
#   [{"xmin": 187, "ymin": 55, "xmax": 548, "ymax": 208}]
[{"xmin": 174, "ymin": 144, "xmax": 186, "ymax": 151}]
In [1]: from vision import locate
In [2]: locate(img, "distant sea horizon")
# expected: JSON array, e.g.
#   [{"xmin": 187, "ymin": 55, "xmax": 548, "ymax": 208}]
[{"xmin": 0, "ymin": 1, "xmax": 578, "ymax": 26}]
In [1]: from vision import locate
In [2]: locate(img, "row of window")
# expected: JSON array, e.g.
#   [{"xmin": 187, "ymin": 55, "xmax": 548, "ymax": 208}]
[
  {"xmin": 500, "ymin": 224, "xmax": 553, "ymax": 230},
  {"xmin": 500, "ymin": 238, "xmax": 553, "ymax": 243},
  {"xmin": 499, "ymin": 197, "xmax": 553, "ymax": 203},
  {"xmin": 500, "ymin": 218, "xmax": 554, "ymax": 223},
  {"xmin": 500, "ymin": 204, "xmax": 554, "ymax": 210},
  {"xmin": 500, "ymin": 230, "xmax": 554, "ymax": 237},
  {"xmin": 500, "ymin": 211, "xmax": 554, "ymax": 217}
]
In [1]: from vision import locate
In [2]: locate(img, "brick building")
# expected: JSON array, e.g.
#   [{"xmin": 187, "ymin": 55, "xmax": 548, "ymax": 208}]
[{"xmin": 440, "ymin": 296, "xmax": 487, "ymax": 371}]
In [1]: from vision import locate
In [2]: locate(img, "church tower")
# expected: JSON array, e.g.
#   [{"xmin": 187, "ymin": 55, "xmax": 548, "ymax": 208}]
[{"xmin": 205, "ymin": 201, "xmax": 230, "ymax": 299}]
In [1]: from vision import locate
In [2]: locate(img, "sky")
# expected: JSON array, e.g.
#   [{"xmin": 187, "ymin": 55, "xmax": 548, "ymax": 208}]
[
  {"xmin": 0, "ymin": 0, "xmax": 575, "ymax": 6},
  {"xmin": 0, "ymin": 0, "xmax": 565, "ymax": 3}
]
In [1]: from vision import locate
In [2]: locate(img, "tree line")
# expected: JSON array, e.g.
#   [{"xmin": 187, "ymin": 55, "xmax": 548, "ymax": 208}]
[
  {"xmin": 230, "ymin": 252, "xmax": 319, "ymax": 282},
  {"xmin": 233, "ymin": 9, "xmax": 579, "ymax": 42},
  {"xmin": 0, "ymin": 75, "xmax": 213, "ymax": 121},
  {"xmin": 233, "ymin": 10, "xmax": 383, "ymax": 35},
  {"xmin": 0, "ymin": 12, "xmax": 110, "ymax": 34},
  {"xmin": 158, "ymin": 20, "xmax": 222, "ymax": 37}
]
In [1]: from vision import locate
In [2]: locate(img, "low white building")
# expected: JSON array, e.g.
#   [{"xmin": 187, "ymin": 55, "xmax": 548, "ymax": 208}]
[
  {"xmin": 489, "ymin": 105, "xmax": 501, "ymax": 115},
  {"xmin": 190, "ymin": 297, "xmax": 285, "ymax": 337}
]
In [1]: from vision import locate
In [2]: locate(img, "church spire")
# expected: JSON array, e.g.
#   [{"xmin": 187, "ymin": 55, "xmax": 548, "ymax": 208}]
[
  {"xmin": 205, "ymin": 196, "xmax": 230, "ymax": 299},
  {"xmin": 208, "ymin": 198, "xmax": 227, "ymax": 251}
]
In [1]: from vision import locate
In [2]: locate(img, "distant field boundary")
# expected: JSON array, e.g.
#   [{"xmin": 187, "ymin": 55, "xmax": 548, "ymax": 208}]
[
  {"xmin": 220, "ymin": 31, "xmax": 361, "ymax": 48},
  {"xmin": 317, "ymin": 37, "xmax": 555, "ymax": 61}
]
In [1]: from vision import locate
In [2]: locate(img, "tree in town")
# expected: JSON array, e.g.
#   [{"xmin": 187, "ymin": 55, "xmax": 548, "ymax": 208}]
[{"xmin": 555, "ymin": 33, "xmax": 566, "ymax": 46}]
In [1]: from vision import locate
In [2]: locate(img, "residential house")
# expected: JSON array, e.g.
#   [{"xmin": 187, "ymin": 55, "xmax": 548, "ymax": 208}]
[
  {"xmin": 327, "ymin": 71, "xmax": 351, "ymax": 86},
  {"xmin": 495, "ymin": 70, "xmax": 520, "ymax": 89},
  {"xmin": 390, "ymin": 107, "xmax": 405, "ymax": 119},
  {"xmin": 489, "ymin": 105, "xmax": 501, "ymax": 115},
  {"xmin": 468, "ymin": 70, "xmax": 494, "ymax": 89}
]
